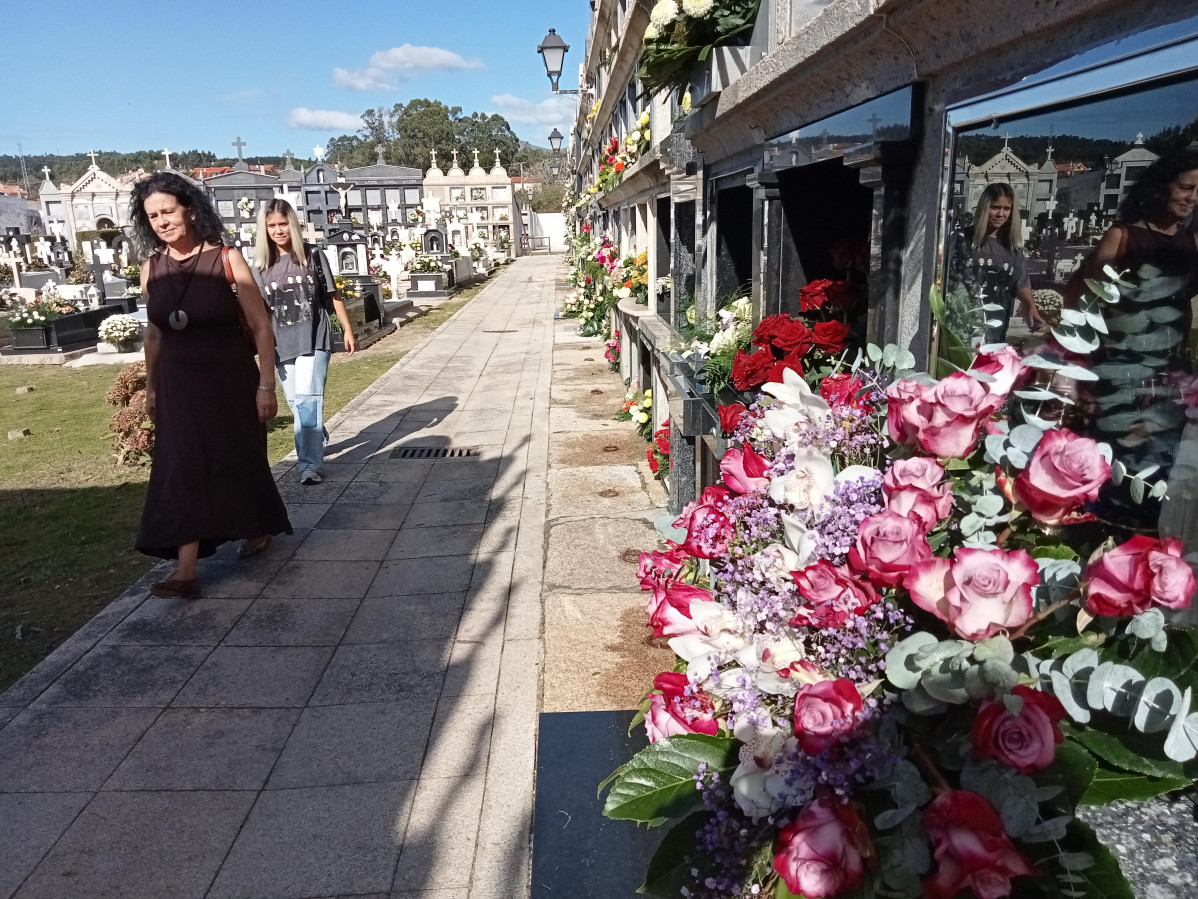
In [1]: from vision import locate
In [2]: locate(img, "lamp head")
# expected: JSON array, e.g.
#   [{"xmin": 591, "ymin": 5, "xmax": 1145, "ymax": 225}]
[
  {"xmin": 537, "ymin": 29, "xmax": 570, "ymax": 92},
  {"xmin": 548, "ymin": 128, "xmax": 564, "ymax": 152}
]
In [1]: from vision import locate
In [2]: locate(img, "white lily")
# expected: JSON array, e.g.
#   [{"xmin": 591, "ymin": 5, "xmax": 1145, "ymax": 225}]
[
  {"xmin": 761, "ymin": 368, "xmax": 832, "ymax": 439},
  {"xmin": 669, "ymin": 630, "xmax": 744, "ymax": 684}
]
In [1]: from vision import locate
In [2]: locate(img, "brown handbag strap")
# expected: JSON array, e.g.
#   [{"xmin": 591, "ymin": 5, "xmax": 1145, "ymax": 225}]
[{"xmin": 220, "ymin": 246, "xmax": 237, "ymax": 293}]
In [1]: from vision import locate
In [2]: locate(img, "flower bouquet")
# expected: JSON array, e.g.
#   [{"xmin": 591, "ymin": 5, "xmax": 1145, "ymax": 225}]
[
  {"xmin": 97, "ymin": 313, "xmax": 141, "ymax": 351},
  {"xmin": 408, "ymin": 254, "xmax": 447, "ymax": 274},
  {"xmin": 649, "ymin": 420, "xmax": 672, "ymax": 480},
  {"xmin": 607, "ymin": 331, "xmax": 622, "ymax": 372},
  {"xmin": 601, "ymin": 274, "xmax": 1198, "ymax": 898},
  {"xmin": 639, "ymin": 0, "xmax": 763, "ymax": 97},
  {"xmin": 618, "ymin": 388, "xmax": 657, "ymax": 441},
  {"xmin": 4, "ymin": 298, "xmax": 61, "ymax": 329}
]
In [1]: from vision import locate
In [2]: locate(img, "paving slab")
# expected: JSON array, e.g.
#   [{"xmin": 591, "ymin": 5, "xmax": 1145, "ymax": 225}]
[
  {"xmin": 543, "ymin": 517, "xmax": 659, "ymax": 591},
  {"xmin": 261, "ymin": 560, "xmax": 381, "ymax": 599},
  {"xmin": 0, "ymin": 792, "xmax": 91, "ymax": 899},
  {"xmin": 34, "ymin": 643, "xmax": 209, "ymax": 708},
  {"xmin": 294, "ymin": 528, "xmax": 399, "ymax": 561},
  {"xmin": 208, "ymin": 782, "xmax": 413, "ymax": 899},
  {"xmin": 344, "ymin": 593, "xmax": 466, "ymax": 644},
  {"xmin": 368, "ymin": 557, "xmax": 475, "ymax": 597},
  {"xmin": 15, "ymin": 790, "xmax": 255, "ymax": 899},
  {"xmin": 222, "ymin": 595, "xmax": 360, "ymax": 647},
  {"xmin": 104, "ymin": 596, "xmax": 251, "ymax": 646},
  {"xmin": 172, "ymin": 646, "xmax": 333, "ymax": 708},
  {"xmin": 393, "ymin": 776, "xmax": 486, "ymax": 891},
  {"xmin": 546, "ymin": 465, "xmax": 654, "ymax": 519},
  {"xmin": 309, "ymin": 642, "xmax": 449, "ymax": 705},
  {"xmin": 105, "ymin": 707, "xmax": 298, "ymax": 791}
]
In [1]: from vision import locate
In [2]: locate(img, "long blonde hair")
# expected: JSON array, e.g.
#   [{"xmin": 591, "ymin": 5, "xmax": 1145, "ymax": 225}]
[
  {"xmin": 971, "ymin": 182, "xmax": 1023, "ymax": 252},
  {"xmin": 254, "ymin": 198, "xmax": 308, "ymax": 270}
]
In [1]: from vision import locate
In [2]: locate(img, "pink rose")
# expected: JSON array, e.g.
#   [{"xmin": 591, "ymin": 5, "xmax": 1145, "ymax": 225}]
[
  {"xmin": 972, "ymin": 346, "xmax": 1023, "ymax": 415},
  {"xmin": 923, "ymin": 791, "xmax": 1037, "ymax": 899},
  {"xmin": 886, "ymin": 373, "xmax": 991, "ymax": 459},
  {"xmin": 792, "ymin": 678, "xmax": 863, "ymax": 754},
  {"xmin": 645, "ymin": 581, "xmax": 711, "ymax": 638},
  {"xmin": 905, "ymin": 547, "xmax": 1039, "ymax": 641},
  {"xmin": 721, "ymin": 444, "xmax": 771, "ymax": 494},
  {"xmin": 1085, "ymin": 536, "xmax": 1196, "ymax": 616},
  {"xmin": 773, "ymin": 797, "xmax": 869, "ymax": 898},
  {"xmin": 847, "ymin": 511, "xmax": 932, "ymax": 588},
  {"xmin": 791, "ymin": 561, "xmax": 879, "ymax": 627},
  {"xmin": 1014, "ymin": 429, "xmax": 1110, "ymax": 525},
  {"xmin": 644, "ymin": 672, "xmax": 718, "ymax": 743},
  {"xmin": 972, "ymin": 685, "xmax": 1066, "ymax": 774},
  {"xmin": 673, "ymin": 487, "xmax": 734, "ymax": 559},
  {"xmin": 882, "ymin": 457, "xmax": 953, "ymax": 530}
]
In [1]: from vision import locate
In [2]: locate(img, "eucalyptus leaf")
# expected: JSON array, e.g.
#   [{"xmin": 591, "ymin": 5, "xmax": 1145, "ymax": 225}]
[
  {"xmin": 1015, "ymin": 387, "xmax": 1075, "ymax": 404},
  {"xmin": 886, "ymin": 632, "xmax": 940, "ymax": 690},
  {"xmin": 882, "ymin": 344, "xmax": 897, "ymax": 368},
  {"xmin": 1022, "ymin": 353, "xmax": 1064, "ymax": 370},
  {"xmin": 1053, "ymin": 329, "xmax": 1102, "ymax": 354},
  {"xmin": 1134, "ymin": 677, "xmax": 1183, "ymax": 733},
  {"xmin": 1130, "ymin": 477, "xmax": 1145, "ymax": 504},
  {"xmin": 874, "ymin": 804, "xmax": 916, "ymax": 830},
  {"xmin": 1020, "ymin": 814, "xmax": 1071, "ymax": 842},
  {"xmin": 1055, "ymin": 363, "xmax": 1099, "ymax": 382},
  {"xmin": 867, "ymin": 343, "xmax": 883, "ymax": 363},
  {"xmin": 985, "ymin": 433, "xmax": 1009, "ymax": 465},
  {"xmin": 1051, "ymin": 669, "xmax": 1091, "ymax": 724},
  {"xmin": 1009, "ymin": 424, "xmax": 1046, "ymax": 452},
  {"xmin": 1127, "ymin": 609, "xmax": 1166, "ymax": 640},
  {"xmin": 1162, "ymin": 687, "xmax": 1195, "ymax": 762},
  {"xmin": 973, "ymin": 493, "xmax": 1005, "ymax": 517},
  {"xmin": 1084, "ymin": 279, "xmax": 1121, "ymax": 303}
]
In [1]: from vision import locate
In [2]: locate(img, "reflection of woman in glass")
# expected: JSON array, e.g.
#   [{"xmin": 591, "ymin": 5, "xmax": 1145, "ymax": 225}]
[
  {"xmin": 968, "ymin": 183, "xmax": 1045, "ymax": 341},
  {"xmin": 1068, "ymin": 150, "xmax": 1198, "ymax": 533}
]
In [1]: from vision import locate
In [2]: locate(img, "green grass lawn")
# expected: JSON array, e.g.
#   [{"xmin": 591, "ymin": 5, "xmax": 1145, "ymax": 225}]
[{"xmin": 0, "ymin": 288, "xmax": 480, "ymax": 692}]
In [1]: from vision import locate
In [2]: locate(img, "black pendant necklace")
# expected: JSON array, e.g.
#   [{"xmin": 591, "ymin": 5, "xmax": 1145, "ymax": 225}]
[{"xmin": 163, "ymin": 245, "xmax": 205, "ymax": 330}]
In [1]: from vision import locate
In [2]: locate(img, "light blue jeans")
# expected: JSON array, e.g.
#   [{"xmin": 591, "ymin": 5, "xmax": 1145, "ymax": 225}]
[{"xmin": 276, "ymin": 350, "xmax": 330, "ymax": 479}]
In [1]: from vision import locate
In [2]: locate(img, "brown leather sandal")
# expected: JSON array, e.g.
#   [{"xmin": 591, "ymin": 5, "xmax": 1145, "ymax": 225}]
[
  {"xmin": 237, "ymin": 535, "xmax": 272, "ymax": 559},
  {"xmin": 150, "ymin": 578, "xmax": 201, "ymax": 599}
]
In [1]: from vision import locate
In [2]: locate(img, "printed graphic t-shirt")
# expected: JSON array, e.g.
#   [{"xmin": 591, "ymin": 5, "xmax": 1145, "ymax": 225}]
[{"xmin": 253, "ymin": 247, "xmax": 337, "ymax": 363}]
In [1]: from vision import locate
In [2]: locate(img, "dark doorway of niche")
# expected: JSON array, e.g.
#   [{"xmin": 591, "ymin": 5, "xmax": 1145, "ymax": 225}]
[
  {"xmin": 776, "ymin": 157, "xmax": 874, "ymax": 342},
  {"xmin": 656, "ymin": 197, "xmax": 672, "ymax": 317},
  {"xmin": 672, "ymin": 200, "xmax": 696, "ymax": 330},
  {"xmin": 714, "ymin": 184, "xmax": 753, "ymax": 303}
]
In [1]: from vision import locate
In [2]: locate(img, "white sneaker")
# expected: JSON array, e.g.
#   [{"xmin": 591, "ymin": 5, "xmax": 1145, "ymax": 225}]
[{"xmin": 300, "ymin": 471, "xmax": 322, "ymax": 485}]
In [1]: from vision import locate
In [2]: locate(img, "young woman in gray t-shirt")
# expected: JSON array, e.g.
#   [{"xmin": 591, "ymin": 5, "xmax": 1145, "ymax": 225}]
[{"xmin": 252, "ymin": 199, "xmax": 356, "ymax": 485}]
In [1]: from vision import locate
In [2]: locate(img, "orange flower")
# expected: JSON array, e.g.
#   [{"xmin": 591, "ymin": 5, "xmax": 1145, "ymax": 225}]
[{"xmin": 614, "ymin": 162, "xmax": 625, "ymax": 173}]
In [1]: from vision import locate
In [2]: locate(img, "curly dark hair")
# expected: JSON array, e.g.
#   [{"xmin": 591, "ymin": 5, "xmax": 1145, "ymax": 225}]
[
  {"xmin": 128, "ymin": 172, "xmax": 225, "ymax": 259},
  {"xmin": 1117, "ymin": 149, "xmax": 1198, "ymax": 224}
]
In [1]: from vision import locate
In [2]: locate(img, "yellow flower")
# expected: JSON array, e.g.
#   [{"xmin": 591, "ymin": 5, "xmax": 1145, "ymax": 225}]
[
  {"xmin": 639, "ymin": 112, "xmax": 650, "ymax": 127},
  {"xmin": 637, "ymin": 412, "xmax": 649, "ymax": 424},
  {"xmin": 644, "ymin": 389, "xmax": 652, "ymax": 398},
  {"xmin": 644, "ymin": 396, "xmax": 653, "ymax": 408}
]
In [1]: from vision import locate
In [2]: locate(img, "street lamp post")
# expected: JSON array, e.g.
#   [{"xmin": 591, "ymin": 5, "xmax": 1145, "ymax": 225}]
[
  {"xmin": 537, "ymin": 29, "xmax": 581, "ymax": 95},
  {"xmin": 548, "ymin": 128, "xmax": 564, "ymax": 179}
]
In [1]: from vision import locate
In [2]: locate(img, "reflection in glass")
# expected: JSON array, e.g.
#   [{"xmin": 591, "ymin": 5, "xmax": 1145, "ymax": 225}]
[{"xmin": 943, "ymin": 69, "xmax": 1198, "ymax": 556}]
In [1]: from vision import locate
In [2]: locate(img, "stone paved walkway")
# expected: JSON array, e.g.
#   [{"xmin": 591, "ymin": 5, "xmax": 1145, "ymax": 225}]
[{"xmin": 0, "ymin": 256, "xmax": 556, "ymax": 899}]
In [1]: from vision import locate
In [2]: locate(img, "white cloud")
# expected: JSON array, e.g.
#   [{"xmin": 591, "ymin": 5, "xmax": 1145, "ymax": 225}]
[
  {"xmin": 368, "ymin": 45, "xmax": 483, "ymax": 72},
  {"xmin": 489, "ymin": 93, "xmax": 577, "ymax": 127},
  {"xmin": 333, "ymin": 44, "xmax": 484, "ymax": 92},
  {"xmin": 286, "ymin": 107, "xmax": 363, "ymax": 130},
  {"xmin": 333, "ymin": 67, "xmax": 391, "ymax": 92}
]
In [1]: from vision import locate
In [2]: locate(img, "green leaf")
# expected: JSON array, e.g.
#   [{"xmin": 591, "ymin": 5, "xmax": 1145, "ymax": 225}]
[
  {"xmin": 1035, "ymin": 740, "xmax": 1097, "ymax": 806},
  {"xmin": 1080, "ymin": 767, "xmax": 1190, "ymax": 804},
  {"xmin": 1069, "ymin": 726, "xmax": 1188, "ymax": 779},
  {"xmin": 602, "ymin": 734, "xmax": 738, "ymax": 823},
  {"xmin": 636, "ymin": 811, "xmax": 710, "ymax": 898},
  {"xmin": 1050, "ymin": 819, "xmax": 1135, "ymax": 899}
]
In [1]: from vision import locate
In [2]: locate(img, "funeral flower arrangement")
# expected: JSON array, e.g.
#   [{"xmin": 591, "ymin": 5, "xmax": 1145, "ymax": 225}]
[
  {"xmin": 606, "ymin": 331, "xmax": 622, "ymax": 372},
  {"xmin": 97, "ymin": 314, "xmax": 141, "ymax": 351},
  {"xmin": 408, "ymin": 254, "xmax": 447, "ymax": 274},
  {"xmin": 640, "ymin": 0, "xmax": 763, "ymax": 96},
  {"xmin": 236, "ymin": 196, "xmax": 255, "ymax": 218},
  {"xmin": 648, "ymin": 419, "xmax": 672, "ymax": 481},
  {"xmin": 602, "ymin": 271, "xmax": 1198, "ymax": 899}
]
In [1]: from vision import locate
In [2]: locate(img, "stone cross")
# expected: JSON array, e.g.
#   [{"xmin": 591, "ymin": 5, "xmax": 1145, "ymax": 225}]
[
  {"xmin": 87, "ymin": 150, "xmax": 98, "ymax": 167},
  {"xmin": 283, "ymin": 149, "xmax": 295, "ymax": 170},
  {"xmin": 451, "ymin": 149, "xmax": 459, "ymax": 169},
  {"xmin": 386, "ymin": 201, "xmax": 400, "ymax": 222},
  {"xmin": 162, "ymin": 148, "xmax": 172, "ymax": 169},
  {"xmin": 232, "ymin": 136, "xmax": 246, "ymax": 161},
  {"xmin": 48, "ymin": 219, "xmax": 65, "ymax": 239},
  {"xmin": 40, "ymin": 165, "xmax": 51, "ymax": 182},
  {"xmin": 376, "ymin": 144, "xmax": 386, "ymax": 165},
  {"xmin": 367, "ymin": 208, "xmax": 382, "ymax": 228},
  {"xmin": 494, "ymin": 148, "xmax": 502, "ymax": 168},
  {"xmin": 472, "ymin": 148, "xmax": 480, "ymax": 168},
  {"xmin": 430, "ymin": 148, "xmax": 437, "ymax": 168},
  {"xmin": 1044, "ymin": 198, "xmax": 1058, "ymax": 215},
  {"xmin": 382, "ymin": 251, "xmax": 406, "ymax": 301},
  {"xmin": 34, "ymin": 238, "xmax": 52, "ymax": 265},
  {"xmin": 84, "ymin": 240, "xmax": 112, "ymax": 300},
  {"xmin": 867, "ymin": 112, "xmax": 882, "ymax": 136},
  {"xmin": 313, "ymin": 145, "xmax": 325, "ymax": 161},
  {"xmin": 300, "ymin": 219, "xmax": 319, "ymax": 244},
  {"xmin": 1063, "ymin": 212, "xmax": 1079, "ymax": 239}
]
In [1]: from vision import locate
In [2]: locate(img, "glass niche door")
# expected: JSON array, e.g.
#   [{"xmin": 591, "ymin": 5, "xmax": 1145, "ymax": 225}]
[{"xmin": 939, "ymin": 19, "xmax": 1198, "ymax": 566}]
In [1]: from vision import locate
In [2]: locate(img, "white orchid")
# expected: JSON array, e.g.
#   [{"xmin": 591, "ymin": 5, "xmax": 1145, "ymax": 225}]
[
  {"xmin": 730, "ymin": 717, "xmax": 797, "ymax": 818},
  {"xmin": 769, "ymin": 446, "xmax": 835, "ymax": 511},
  {"xmin": 761, "ymin": 367, "xmax": 832, "ymax": 439},
  {"xmin": 780, "ymin": 513, "xmax": 819, "ymax": 565},
  {"xmin": 669, "ymin": 630, "xmax": 744, "ymax": 684}
]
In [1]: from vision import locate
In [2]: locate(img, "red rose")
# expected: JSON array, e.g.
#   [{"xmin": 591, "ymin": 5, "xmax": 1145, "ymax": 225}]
[
  {"xmin": 1014, "ymin": 428, "xmax": 1110, "ymax": 525},
  {"xmin": 731, "ymin": 348, "xmax": 775, "ymax": 391},
  {"xmin": 774, "ymin": 797, "xmax": 869, "ymax": 898},
  {"xmin": 764, "ymin": 351, "xmax": 805, "ymax": 386},
  {"xmin": 923, "ymin": 791, "xmax": 1037, "ymax": 899},
  {"xmin": 848, "ymin": 510, "xmax": 932, "ymax": 588},
  {"xmin": 906, "ymin": 547, "xmax": 1039, "ymax": 641},
  {"xmin": 798, "ymin": 279, "xmax": 832, "ymax": 311},
  {"xmin": 753, "ymin": 315, "xmax": 813, "ymax": 356},
  {"xmin": 829, "ymin": 240, "xmax": 869, "ymax": 273},
  {"xmin": 811, "ymin": 320, "xmax": 850, "ymax": 355},
  {"xmin": 1085, "ymin": 535, "xmax": 1196, "ymax": 616},
  {"xmin": 791, "ymin": 561, "xmax": 879, "ymax": 627},
  {"xmin": 792, "ymin": 678, "xmax": 863, "ymax": 754},
  {"xmin": 819, "ymin": 373, "xmax": 870, "ymax": 411},
  {"xmin": 614, "ymin": 161, "xmax": 625, "ymax": 173},
  {"xmin": 718, "ymin": 402, "xmax": 746, "ymax": 436},
  {"xmin": 972, "ymin": 685, "xmax": 1066, "ymax": 773},
  {"xmin": 646, "ymin": 445, "xmax": 659, "ymax": 472},
  {"xmin": 644, "ymin": 672, "xmax": 718, "ymax": 743}
]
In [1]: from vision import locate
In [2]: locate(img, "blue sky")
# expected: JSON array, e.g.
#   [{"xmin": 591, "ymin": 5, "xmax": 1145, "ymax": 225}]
[{"xmin": 0, "ymin": 0, "xmax": 591, "ymax": 159}]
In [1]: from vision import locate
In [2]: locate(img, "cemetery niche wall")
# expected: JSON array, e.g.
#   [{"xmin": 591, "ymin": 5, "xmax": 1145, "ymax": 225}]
[{"xmin": 937, "ymin": 26, "xmax": 1198, "ymax": 565}]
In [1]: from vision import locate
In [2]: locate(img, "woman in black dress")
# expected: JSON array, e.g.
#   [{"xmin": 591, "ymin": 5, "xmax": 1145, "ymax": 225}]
[
  {"xmin": 1067, "ymin": 150, "xmax": 1198, "ymax": 532},
  {"xmin": 968, "ymin": 183, "xmax": 1046, "ymax": 342},
  {"xmin": 130, "ymin": 173, "xmax": 292, "ymax": 598}
]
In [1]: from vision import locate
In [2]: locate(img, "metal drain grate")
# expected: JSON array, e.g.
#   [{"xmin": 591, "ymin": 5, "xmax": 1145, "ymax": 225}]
[
  {"xmin": 389, "ymin": 446, "xmax": 480, "ymax": 460},
  {"xmin": 482, "ymin": 329, "xmax": 519, "ymax": 333}
]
